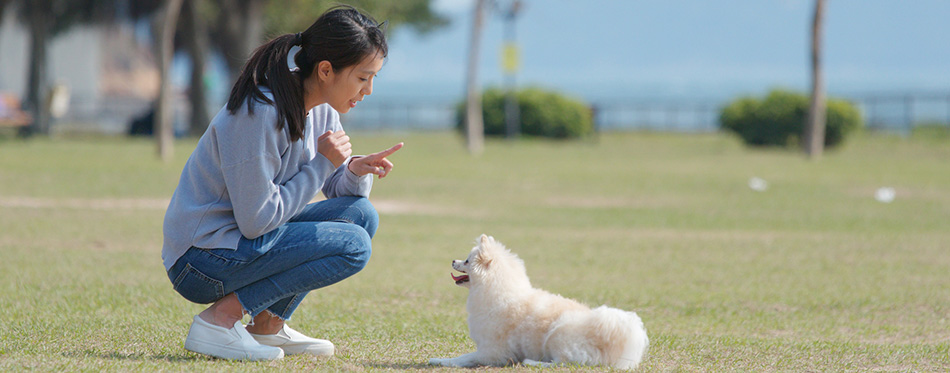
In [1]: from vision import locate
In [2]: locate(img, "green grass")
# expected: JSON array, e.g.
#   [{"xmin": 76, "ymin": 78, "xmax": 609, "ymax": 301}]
[{"xmin": 1, "ymin": 132, "xmax": 948, "ymax": 371}]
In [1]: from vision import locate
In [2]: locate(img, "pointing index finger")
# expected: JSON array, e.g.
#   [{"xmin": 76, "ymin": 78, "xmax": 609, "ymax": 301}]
[{"xmin": 375, "ymin": 142, "xmax": 404, "ymax": 158}]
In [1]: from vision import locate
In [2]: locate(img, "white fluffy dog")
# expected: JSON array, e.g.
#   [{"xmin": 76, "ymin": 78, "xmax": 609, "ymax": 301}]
[{"xmin": 428, "ymin": 235, "xmax": 649, "ymax": 369}]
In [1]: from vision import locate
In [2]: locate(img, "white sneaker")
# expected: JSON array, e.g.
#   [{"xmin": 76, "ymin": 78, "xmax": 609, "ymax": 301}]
[
  {"xmin": 184, "ymin": 315, "xmax": 285, "ymax": 361},
  {"xmin": 248, "ymin": 324, "xmax": 335, "ymax": 356}
]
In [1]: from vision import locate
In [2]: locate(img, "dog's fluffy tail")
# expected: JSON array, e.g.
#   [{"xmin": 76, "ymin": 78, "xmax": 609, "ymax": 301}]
[{"xmin": 590, "ymin": 306, "xmax": 649, "ymax": 370}]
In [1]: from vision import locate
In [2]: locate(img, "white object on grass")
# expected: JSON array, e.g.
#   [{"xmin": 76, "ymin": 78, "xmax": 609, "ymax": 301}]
[
  {"xmin": 748, "ymin": 177, "xmax": 768, "ymax": 192},
  {"xmin": 875, "ymin": 187, "xmax": 895, "ymax": 203}
]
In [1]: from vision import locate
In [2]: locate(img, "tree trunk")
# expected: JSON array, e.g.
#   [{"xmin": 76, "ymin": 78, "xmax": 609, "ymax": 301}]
[
  {"xmin": 464, "ymin": 0, "xmax": 487, "ymax": 155},
  {"xmin": 804, "ymin": 0, "xmax": 826, "ymax": 159},
  {"xmin": 0, "ymin": 0, "xmax": 10, "ymax": 43},
  {"xmin": 0, "ymin": 0, "xmax": 12, "ymax": 77},
  {"xmin": 182, "ymin": 0, "xmax": 210, "ymax": 136},
  {"xmin": 22, "ymin": 0, "xmax": 51, "ymax": 136},
  {"xmin": 216, "ymin": 0, "xmax": 265, "ymax": 84},
  {"xmin": 241, "ymin": 0, "xmax": 264, "ymax": 62},
  {"xmin": 155, "ymin": 0, "xmax": 184, "ymax": 161}
]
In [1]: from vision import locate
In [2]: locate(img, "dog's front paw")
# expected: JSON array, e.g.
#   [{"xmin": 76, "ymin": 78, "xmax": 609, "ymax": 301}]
[
  {"xmin": 429, "ymin": 357, "xmax": 470, "ymax": 367},
  {"xmin": 429, "ymin": 352, "xmax": 483, "ymax": 367},
  {"xmin": 523, "ymin": 359, "xmax": 558, "ymax": 368}
]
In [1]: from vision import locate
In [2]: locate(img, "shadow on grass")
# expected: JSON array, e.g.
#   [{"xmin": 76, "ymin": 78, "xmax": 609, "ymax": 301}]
[
  {"xmin": 365, "ymin": 362, "xmax": 438, "ymax": 369},
  {"xmin": 63, "ymin": 350, "xmax": 205, "ymax": 362}
]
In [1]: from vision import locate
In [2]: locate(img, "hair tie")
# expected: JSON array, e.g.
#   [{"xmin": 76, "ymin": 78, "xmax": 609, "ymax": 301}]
[{"xmin": 294, "ymin": 32, "xmax": 303, "ymax": 46}]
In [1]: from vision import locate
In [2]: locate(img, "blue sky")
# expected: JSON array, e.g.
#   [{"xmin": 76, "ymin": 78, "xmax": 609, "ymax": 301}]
[{"xmin": 375, "ymin": 0, "xmax": 950, "ymax": 102}]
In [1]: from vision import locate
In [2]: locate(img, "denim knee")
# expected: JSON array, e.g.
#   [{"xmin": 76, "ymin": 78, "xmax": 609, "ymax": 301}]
[
  {"xmin": 344, "ymin": 227, "xmax": 373, "ymax": 273},
  {"xmin": 350, "ymin": 197, "xmax": 379, "ymax": 238}
]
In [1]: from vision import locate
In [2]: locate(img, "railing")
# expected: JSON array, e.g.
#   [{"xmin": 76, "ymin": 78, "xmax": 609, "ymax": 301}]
[
  {"xmin": 341, "ymin": 100, "xmax": 457, "ymax": 131},
  {"xmin": 340, "ymin": 92, "xmax": 950, "ymax": 134},
  {"xmin": 851, "ymin": 92, "xmax": 950, "ymax": 133},
  {"xmin": 41, "ymin": 91, "xmax": 950, "ymax": 135},
  {"xmin": 590, "ymin": 101, "xmax": 721, "ymax": 133}
]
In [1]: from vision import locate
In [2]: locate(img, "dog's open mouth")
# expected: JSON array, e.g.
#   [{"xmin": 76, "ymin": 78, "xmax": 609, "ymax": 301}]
[{"xmin": 451, "ymin": 272, "xmax": 470, "ymax": 285}]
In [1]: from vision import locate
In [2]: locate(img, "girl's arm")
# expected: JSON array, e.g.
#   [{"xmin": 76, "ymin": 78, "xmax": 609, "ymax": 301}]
[
  {"xmin": 219, "ymin": 104, "xmax": 335, "ymax": 239},
  {"xmin": 322, "ymin": 157, "xmax": 374, "ymax": 198}
]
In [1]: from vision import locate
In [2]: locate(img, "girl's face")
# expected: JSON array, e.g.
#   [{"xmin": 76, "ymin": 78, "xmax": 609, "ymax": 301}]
[{"xmin": 322, "ymin": 52, "xmax": 385, "ymax": 114}]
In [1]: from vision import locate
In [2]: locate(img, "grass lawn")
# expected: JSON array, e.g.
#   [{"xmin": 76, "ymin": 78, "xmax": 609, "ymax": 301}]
[{"xmin": 0, "ymin": 131, "xmax": 948, "ymax": 371}]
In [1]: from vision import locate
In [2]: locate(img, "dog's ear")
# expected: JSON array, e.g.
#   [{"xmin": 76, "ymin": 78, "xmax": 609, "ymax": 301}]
[
  {"xmin": 474, "ymin": 234, "xmax": 502, "ymax": 269},
  {"xmin": 475, "ymin": 246, "xmax": 493, "ymax": 269}
]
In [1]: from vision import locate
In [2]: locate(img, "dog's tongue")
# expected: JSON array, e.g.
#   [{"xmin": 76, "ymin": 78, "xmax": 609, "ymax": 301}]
[{"xmin": 451, "ymin": 273, "xmax": 469, "ymax": 284}]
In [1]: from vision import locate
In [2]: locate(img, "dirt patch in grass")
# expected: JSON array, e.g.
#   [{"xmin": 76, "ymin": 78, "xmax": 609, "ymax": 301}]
[
  {"xmin": 543, "ymin": 195, "xmax": 683, "ymax": 209},
  {"xmin": 0, "ymin": 196, "xmax": 170, "ymax": 210},
  {"xmin": 0, "ymin": 196, "xmax": 481, "ymax": 218}
]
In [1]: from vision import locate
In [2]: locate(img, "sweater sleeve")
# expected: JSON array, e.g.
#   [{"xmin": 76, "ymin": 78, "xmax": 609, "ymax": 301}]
[
  {"xmin": 318, "ymin": 107, "xmax": 374, "ymax": 198},
  {"xmin": 218, "ymin": 104, "xmax": 335, "ymax": 239},
  {"xmin": 322, "ymin": 157, "xmax": 374, "ymax": 198}
]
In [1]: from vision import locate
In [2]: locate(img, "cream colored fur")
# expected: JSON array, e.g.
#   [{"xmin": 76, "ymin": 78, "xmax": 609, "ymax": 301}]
[{"xmin": 429, "ymin": 235, "xmax": 649, "ymax": 369}]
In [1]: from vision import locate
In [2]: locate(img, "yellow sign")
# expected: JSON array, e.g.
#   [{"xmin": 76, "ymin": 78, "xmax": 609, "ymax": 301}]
[{"xmin": 502, "ymin": 42, "xmax": 520, "ymax": 73}]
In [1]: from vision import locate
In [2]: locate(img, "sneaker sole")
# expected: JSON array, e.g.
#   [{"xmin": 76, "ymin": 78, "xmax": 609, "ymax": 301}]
[
  {"xmin": 185, "ymin": 339, "xmax": 285, "ymax": 361},
  {"xmin": 283, "ymin": 343, "xmax": 334, "ymax": 356}
]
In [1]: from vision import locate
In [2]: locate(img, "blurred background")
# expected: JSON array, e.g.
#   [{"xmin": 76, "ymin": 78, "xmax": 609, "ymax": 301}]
[{"xmin": 1, "ymin": 0, "xmax": 948, "ymax": 142}]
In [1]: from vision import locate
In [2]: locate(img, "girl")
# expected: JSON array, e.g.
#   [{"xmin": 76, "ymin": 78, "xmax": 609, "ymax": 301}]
[{"xmin": 162, "ymin": 6, "xmax": 401, "ymax": 361}]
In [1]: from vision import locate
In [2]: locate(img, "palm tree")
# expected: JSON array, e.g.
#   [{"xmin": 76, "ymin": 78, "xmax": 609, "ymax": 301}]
[
  {"xmin": 154, "ymin": 0, "xmax": 183, "ymax": 161},
  {"xmin": 804, "ymin": 0, "xmax": 826, "ymax": 159},
  {"xmin": 464, "ymin": 0, "xmax": 488, "ymax": 155}
]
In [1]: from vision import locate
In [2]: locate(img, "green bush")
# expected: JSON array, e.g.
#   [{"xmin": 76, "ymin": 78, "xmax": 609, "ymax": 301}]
[
  {"xmin": 720, "ymin": 89, "xmax": 863, "ymax": 148},
  {"xmin": 456, "ymin": 87, "xmax": 593, "ymax": 139}
]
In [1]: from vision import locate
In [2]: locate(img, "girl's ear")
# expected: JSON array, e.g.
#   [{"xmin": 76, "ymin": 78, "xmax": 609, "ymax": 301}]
[{"xmin": 317, "ymin": 60, "xmax": 333, "ymax": 81}]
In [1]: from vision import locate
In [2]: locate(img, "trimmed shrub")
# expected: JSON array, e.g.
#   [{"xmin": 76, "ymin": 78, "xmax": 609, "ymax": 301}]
[
  {"xmin": 456, "ymin": 87, "xmax": 593, "ymax": 139},
  {"xmin": 720, "ymin": 89, "xmax": 863, "ymax": 148}
]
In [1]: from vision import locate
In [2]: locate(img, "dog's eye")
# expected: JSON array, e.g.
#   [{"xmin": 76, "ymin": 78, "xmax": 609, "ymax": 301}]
[{"xmin": 464, "ymin": 260, "xmax": 469, "ymax": 264}]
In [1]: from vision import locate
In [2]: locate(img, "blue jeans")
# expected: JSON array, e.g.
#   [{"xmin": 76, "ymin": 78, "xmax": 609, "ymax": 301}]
[{"xmin": 167, "ymin": 196, "xmax": 377, "ymax": 320}]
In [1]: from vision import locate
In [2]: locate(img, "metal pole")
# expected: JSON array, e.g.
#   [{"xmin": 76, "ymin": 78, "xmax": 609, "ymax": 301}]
[
  {"xmin": 503, "ymin": 1, "xmax": 522, "ymax": 139},
  {"xmin": 905, "ymin": 94, "xmax": 913, "ymax": 135}
]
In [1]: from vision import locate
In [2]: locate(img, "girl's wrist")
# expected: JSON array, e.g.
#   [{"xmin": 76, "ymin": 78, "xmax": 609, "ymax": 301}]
[{"xmin": 347, "ymin": 156, "xmax": 363, "ymax": 175}]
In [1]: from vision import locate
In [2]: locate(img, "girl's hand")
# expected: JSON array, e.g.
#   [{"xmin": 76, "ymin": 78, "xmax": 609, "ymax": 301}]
[
  {"xmin": 317, "ymin": 130, "xmax": 352, "ymax": 168},
  {"xmin": 348, "ymin": 142, "xmax": 404, "ymax": 178}
]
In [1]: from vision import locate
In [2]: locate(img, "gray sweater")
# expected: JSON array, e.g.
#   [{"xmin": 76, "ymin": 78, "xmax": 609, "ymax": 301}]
[{"xmin": 162, "ymin": 95, "xmax": 372, "ymax": 270}]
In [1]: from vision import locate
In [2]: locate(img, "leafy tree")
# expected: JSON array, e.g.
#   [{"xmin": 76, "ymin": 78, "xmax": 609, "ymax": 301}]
[
  {"xmin": 264, "ymin": 0, "xmax": 447, "ymax": 36},
  {"xmin": 12, "ymin": 0, "xmax": 132, "ymax": 136},
  {"xmin": 160, "ymin": 0, "xmax": 446, "ymax": 158},
  {"xmin": 177, "ymin": 0, "xmax": 447, "ymax": 136},
  {"xmin": 207, "ymin": 0, "xmax": 447, "ymax": 84},
  {"xmin": 5, "ymin": 0, "xmax": 162, "ymax": 136}
]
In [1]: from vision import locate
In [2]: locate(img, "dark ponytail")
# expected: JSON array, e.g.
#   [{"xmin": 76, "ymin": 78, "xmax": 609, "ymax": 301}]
[{"xmin": 226, "ymin": 5, "xmax": 388, "ymax": 142}]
